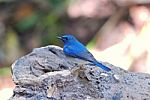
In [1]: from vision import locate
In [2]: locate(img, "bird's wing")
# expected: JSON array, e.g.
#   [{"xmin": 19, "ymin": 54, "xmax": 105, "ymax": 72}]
[
  {"xmin": 76, "ymin": 50, "xmax": 96, "ymax": 62},
  {"xmin": 64, "ymin": 44, "xmax": 96, "ymax": 62}
]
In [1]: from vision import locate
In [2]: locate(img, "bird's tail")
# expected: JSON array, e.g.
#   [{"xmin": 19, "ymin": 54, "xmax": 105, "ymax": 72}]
[{"xmin": 93, "ymin": 61, "xmax": 111, "ymax": 72}]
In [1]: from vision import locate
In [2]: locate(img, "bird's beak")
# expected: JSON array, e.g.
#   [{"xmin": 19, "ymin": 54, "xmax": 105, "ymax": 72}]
[{"xmin": 57, "ymin": 36, "xmax": 62, "ymax": 40}]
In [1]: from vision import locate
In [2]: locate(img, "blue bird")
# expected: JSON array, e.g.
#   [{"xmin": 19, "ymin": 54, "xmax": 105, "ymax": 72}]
[{"xmin": 58, "ymin": 34, "xmax": 111, "ymax": 72}]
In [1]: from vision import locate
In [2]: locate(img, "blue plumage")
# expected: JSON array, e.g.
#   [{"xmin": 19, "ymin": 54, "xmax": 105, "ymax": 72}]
[{"xmin": 58, "ymin": 34, "xmax": 111, "ymax": 72}]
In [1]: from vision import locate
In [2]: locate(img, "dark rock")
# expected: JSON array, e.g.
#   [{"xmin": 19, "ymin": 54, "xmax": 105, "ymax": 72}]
[{"xmin": 9, "ymin": 45, "xmax": 150, "ymax": 100}]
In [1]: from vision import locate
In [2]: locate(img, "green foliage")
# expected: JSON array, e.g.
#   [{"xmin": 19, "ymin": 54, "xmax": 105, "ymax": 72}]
[
  {"xmin": 5, "ymin": 29, "xmax": 20, "ymax": 61},
  {"xmin": 0, "ymin": 0, "xmax": 68, "ymax": 67},
  {"xmin": 0, "ymin": 67, "xmax": 11, "ymax": 76},
  {"xmin": 15, "ymin": 12, "xmax": 40, "ymax": 32},
  {"xmin": 87, "ymin": 38, "xmax": 96, "ymax": 49}
]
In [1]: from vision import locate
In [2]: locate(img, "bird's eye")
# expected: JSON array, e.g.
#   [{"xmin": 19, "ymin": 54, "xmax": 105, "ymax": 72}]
[{"xmin": 65, "ymin": 37, "xmax": 68, "ymax": 40}]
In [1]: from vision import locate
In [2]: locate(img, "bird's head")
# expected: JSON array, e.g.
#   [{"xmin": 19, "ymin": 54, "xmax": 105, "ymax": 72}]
[{"xmin": 58, "ymin": 34, "xmax": 77, "ymax": 44}]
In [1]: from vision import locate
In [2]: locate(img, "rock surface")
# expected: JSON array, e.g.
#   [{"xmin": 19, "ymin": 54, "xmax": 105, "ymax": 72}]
[{"xmin": 10, "ymin": 45, "xmax": 150, "ymax": 100}]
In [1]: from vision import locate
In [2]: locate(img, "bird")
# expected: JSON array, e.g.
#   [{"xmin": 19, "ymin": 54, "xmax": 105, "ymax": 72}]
[{"xmin": 58, "ymin": 34, "xmax": 111, "ymax": 71}]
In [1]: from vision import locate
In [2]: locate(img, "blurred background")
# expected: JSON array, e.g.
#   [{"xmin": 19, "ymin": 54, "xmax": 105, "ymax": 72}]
[{"xmin": 0, "ymin": 0, "xmax": 150, "ymax": 99}]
